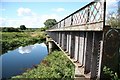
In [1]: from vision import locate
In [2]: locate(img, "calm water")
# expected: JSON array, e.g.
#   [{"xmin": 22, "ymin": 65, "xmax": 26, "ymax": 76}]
[{"xmin": 0, "ymin": 43, "xmax": 48, "ymax": 79}]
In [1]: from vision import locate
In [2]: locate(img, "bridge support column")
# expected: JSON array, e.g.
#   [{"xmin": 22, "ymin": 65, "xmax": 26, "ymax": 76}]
[
  {"xmin": 61, "ymin": 32, "xmax": 64, "ymax": 49},
  {"xmin": 48, "ymin": 41, "xmax": 57, "ymax": 54},
  {"xmin": 60, "ymin": 32, "xmax": 62, "ymax": 47},
  {"xmin": 58, "ymin": 32, "xmax": 61, "ymax": 46},
  {"xmin": 78, "ymin": 32, "xmax": 85, "ymax": 66},
  {"xmin": 70, "ymin": 32, "xmax": 75, "ymax": 58},
  {"xmin": 46, "ymin": 35, "xmax": 57, "ymax": 54},
  {"xmin": 68, "ymin": 32, "xmax": 71, "ymax": 56},
  {"xmin": 48, "ymin": 41, "xmax": 53, "ymax": 54},
  {"xmin": 61, "ymin": 32, "xmax": 67, "ymax": 51},
  {"xmin": 66, "ymin": 32, "xmax": 69, "ymax": 53},
  {"xmin": 84, "ymin": 32, "xmax": 93, "ymax": 74},
  {"xmin": 56, "ymin": 32, "xmax": 59, "ymax": 43},
  {"xmin": 74, "ymin": 32, "xmax": 80, "ymax": 62},
  {"xmin": 64, "ymin": 32, "xmax": 67, "ymax": 51}
]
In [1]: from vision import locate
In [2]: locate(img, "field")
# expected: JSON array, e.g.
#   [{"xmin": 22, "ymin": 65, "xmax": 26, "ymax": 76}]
[{"xmin": 1, "ymin": 31, "xmax": 46, "ymax": 54}]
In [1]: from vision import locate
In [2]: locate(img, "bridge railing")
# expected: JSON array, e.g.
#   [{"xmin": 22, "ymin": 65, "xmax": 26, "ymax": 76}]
[{"xmin": 48, "ymin": 0, "xmax": 106, "ymax": 31}]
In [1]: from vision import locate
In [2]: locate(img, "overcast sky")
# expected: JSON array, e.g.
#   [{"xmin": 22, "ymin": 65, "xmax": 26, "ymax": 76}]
[{"xmin": 0, "ymin": 0, "xmax": 119, "ymax": 28}]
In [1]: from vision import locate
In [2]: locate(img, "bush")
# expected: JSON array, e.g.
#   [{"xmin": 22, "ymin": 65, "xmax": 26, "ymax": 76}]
[{"xmin": 103, "ymin": 66, "xmax": 120, "ymax": 80}]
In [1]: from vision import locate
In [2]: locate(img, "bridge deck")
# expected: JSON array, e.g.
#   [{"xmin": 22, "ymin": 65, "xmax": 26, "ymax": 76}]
[{"xmin": 47, "ymin": 22, "xmax": 103, "ymax": 31}]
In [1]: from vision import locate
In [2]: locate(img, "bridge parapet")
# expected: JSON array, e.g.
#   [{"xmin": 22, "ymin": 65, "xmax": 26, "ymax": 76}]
[{"xmin": 47, "ymin": 0, "xmax": 106, "ymax": 31}]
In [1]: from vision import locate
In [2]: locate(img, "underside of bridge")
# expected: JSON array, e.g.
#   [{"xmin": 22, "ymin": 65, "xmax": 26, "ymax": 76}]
[{"xmin": 46, "ymin": 0, "xmax": 120, "ymax": 79}]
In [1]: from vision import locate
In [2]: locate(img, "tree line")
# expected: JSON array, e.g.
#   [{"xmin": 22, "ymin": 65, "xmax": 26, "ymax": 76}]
[{"xmin": 0, "ymin": 19, "xmax": 57, "ymax": 32}]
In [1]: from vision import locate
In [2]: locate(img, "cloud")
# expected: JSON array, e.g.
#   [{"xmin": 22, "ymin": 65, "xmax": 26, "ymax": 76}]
[
  {"xmin": 53, "ymin": 8, "xmax": 65, "ymax": 12},
  {"xmin": 0, "ymin": 18, "xmax": 23, "ymax": 27},
  {"xmin": 1, "ymin": 0, "xmax": 92, "ymax": 2},
  {"xmin": 0, "ymin": 17, "xmax": 6, "ymax": 26},
  {"xmin": 18, "ymin": 45, "xmax": 35, "ymax": 54},
  {"xmin": 18, "ymin": 43, "xmax": 47, "ymax": 54},
  {"xmin": 106, "ymin": 0, "xmax": 118, "ymax": 13},
  {"xmin": 0, "ymin": 13, "xmax": 62, "ymax": 28},
  {"xmin": 0, "ymin": 7, "xmax": 66, "ymax": 28},
  {"xmin": 106, "ymin": 0, "xmax": 118, "ymax": 8},
  {"xmin": 0, "ymin": 8, "xmax": 6, "ymax": 11},
  {"xmin": 40, "ymin": 43, "xmax": 46, "ymax": 47},
  {"xmin": 41, "ymin": 14, "xmax": 60, "ymax": 21},
  {"xmin": 17, "ymin": 7, "xmax": 35, "ymax": 16}
]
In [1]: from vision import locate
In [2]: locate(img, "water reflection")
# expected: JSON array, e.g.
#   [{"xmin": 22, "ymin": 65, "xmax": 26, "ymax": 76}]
[
  {"xmin": 0, "ymin": 43, "xmax": 48, "ymax": 79},
  {"xmin": 18, "ymin": 43, "xmax": 47, "ymax": 54},
  {"xmin": 19, "ymin": 45, "xmax": 35, "ymax": 54}
]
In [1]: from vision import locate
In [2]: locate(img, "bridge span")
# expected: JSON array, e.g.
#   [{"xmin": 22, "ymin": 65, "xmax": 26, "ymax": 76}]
[{"xmin": 46, "ymin": 0, "xmax": 120, "ymax": 79}]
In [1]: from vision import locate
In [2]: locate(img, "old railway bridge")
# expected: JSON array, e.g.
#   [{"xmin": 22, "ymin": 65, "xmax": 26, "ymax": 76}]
[{"xmin": 46, "ymin": 0, "xmax": 120, "ymax": 79}]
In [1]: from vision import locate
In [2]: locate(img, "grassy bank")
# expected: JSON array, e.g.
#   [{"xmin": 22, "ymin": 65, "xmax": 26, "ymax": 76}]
[
  {"xmin": 1, "ymin": 32, "xmax": 46, "ymax": 54},
  {"xmin": 12, "ymin": 51, "xmax": 75, "ymax": 79}
]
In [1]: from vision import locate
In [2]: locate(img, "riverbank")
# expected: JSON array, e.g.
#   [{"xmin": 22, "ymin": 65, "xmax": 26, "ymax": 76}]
[
  {"xmin": 12, "ymin": 50, "xmax": 75, "ymax": 79},
  {"xmin": 1, "ymin": 31, "xmax": 46, "ymax": 54}
]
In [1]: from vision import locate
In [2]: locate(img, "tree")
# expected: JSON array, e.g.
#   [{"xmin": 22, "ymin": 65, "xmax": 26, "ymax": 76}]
[
  {"xmin": 44, "ymin": 19, "xmax": 57, "ymax": 29},
  {"xmin": 106, "ymin": 11, "xmax": 120, "ymax": 28},
  {"xmin": 107, "ymin": 13, "xmax": 118, "ymax": 28},
  {"xmin": 20, "ymin": 25, "xmax": 26, "ymax": 30},
  {"xmin": 106, "ymin": 1, "xmax": 120, "ymax": 28}
]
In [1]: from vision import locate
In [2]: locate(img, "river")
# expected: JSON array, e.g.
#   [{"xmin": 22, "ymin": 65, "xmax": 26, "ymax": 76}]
[{"xmin": 0, "ymin": 43, "xmax": 48, "ymax": 79}]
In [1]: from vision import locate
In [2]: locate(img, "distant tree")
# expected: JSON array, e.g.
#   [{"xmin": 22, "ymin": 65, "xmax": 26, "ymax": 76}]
[
  {"xmin": 20, "ymin": 25, "xmax": 26, "ymax": 30},
  {"xmin": 44, "ymin": 19, "xmax": 57, "ymax": 29},
  {"xmin": 2, "ymin": 27, "xmax": 8, "ymax": 32},
  {"xmin": 2, "ymin": 27, "xmax": 19, "ymax": 32}
]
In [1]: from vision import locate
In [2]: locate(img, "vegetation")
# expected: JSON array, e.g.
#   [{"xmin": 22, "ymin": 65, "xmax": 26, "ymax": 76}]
[
  {"xmin": 107, "ymin": 12, "xmax": 120, "ymax": 28},
  {"xmin": 12, "ymin": 51, "xmax": 75, "ymax": 79},
  {"xmin": 35, "ymin": 27, "xmax": 48, "ymax": 32},
  {"xmin": 44, "ymin": 19, "xmax": 57, "ymax": 29},
  {"xmin": 106, "ymin": 5, "xmax": 120, "ymax": 28},
  {"xmin": 1, "ymin": 31, "xmax": 46, "ymax": 54},
  {"xmin": 0, "ymin": 27, "xmax": 40, "ymax": 32},
  {"xmin": 103, "ymin": 66, "xmax": 120, "ymax": 80},
  {"xmin": 20, "ymin": 25, "xmax": 26, "ymax": 30},
  {"xmin": 1, "ymin": 27, "xmax": 20, "ymax": 32}
]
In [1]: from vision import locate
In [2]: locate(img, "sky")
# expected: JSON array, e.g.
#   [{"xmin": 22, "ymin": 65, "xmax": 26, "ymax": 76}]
[{"xmin": 0, "ymin": 0, "xmax": 119, "ymax": 28}]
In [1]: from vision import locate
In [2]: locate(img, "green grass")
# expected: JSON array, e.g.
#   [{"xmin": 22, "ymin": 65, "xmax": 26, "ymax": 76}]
[
  {"xmin": 1, "ymin": 32, "xmax": 46, "ymax": 54},
  {"xmin": 12, "ymin": 51, "xmax": 75, "ymax": 79}
]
